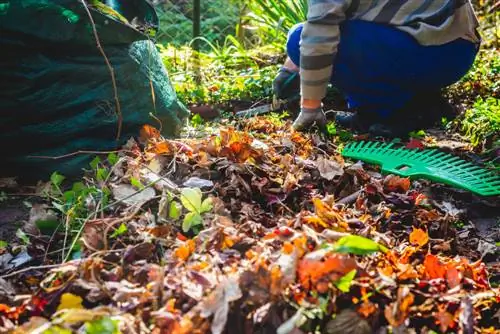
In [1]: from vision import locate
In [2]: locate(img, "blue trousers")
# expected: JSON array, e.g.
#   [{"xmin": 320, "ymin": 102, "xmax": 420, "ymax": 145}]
[{"xmin": 287, "ymin": 20, "xmax": 478, "ymax": 118}]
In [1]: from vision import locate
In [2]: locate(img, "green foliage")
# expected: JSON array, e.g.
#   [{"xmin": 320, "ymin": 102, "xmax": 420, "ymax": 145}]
[
  {"xmin": 461, "ymin": 97, "xmax": 499, "ymax": 148},
  {"xmin": 130, "ymin": 177, "xmax": 145, "ymax": 190},
  {"xmin": 16, "ymin": 229, "xmax": 30, "ymax": 245},
  {"xmin": 330, "ymin": 235, "xmax": 387, "ymax": 255},
  {"xmin": 42, "ymin": 157, "xmax": 116, "ymax": 258},
  {"xmin": 84, "ymin": 317, "xmax": 120, "ymax": 334},
  {"xmin": 334, "ymin": 269, "xmax": 357, "ymax": 293},
  {"xmin": 246, "ymin": 0, "xmax": 308, "ymax": 47},
  {"xmin": 110, "ymin": 223, "xmax": 128, "ymax": 239},
  {"xmin": 190, "ymin": 113, "xmax": 204, "ymax": 126},
  {"xmin": 178, "ymin": 188, "xmax": 212, "ymax": 233},
  {"xmin": 160, "ymin": 43, "xmax": 277, "ymax": 106}
]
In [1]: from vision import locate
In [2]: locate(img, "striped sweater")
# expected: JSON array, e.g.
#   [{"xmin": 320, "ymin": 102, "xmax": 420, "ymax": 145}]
[{"xmin": 300, "ymin": 0, "xmax": 481, "ymax": 100}]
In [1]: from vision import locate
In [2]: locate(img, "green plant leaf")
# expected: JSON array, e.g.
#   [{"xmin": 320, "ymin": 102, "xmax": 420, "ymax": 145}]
[
  {"xmin": 180, "ymin": 188, "xmax": 202, "ymax": 213},
  {"xmin": 110, "ymin": 223, "xmax": 128, "ymax": 238},
  {"xmin": 182, "ymin": 212, "xmax": 203, "ymax": 232},
  {"xmin": 90, "ymin": 156, "xmax": 101, "ymax": 170},
  {"xmin": 130, "ymin": 177, "xmax": 144, "ymax": 190},
  {"xmin": 50, "ymin": 172, "xmax": 65, "ymax": 187},
  {"xmin": 0, "ymin": 240, "xmax": 7, "ymax": 248},
  {"xmin": 36, "ymin": 219, "xmax": 60, "ymax": 235},
  {"xmin": 96, "ymin": 168, "xmax": 109, "ymax": 181},
  {"xmin": 16, "ymin": 229, "xmax": 30, "ymax": 245},
  {"xmin": 107, "ymin": 152, "xmax": 119, "ymax": 166},
  {"xmin": 84, "ymin": 317, "xmax": 119, "ymax": 334},
  {"xmin": 169, "ymin": 201, "xmax": 182, "ymax": 219},
  {"xmin": 200, "ymin": 197, "xmax": 213, "ymax": 213},
  {"xmin": 334, "ymin": 269, "xmax": 357, "ymax": 293},
  {"xmin": 42, "ymin": 326, "xmax": 72, "ymax": 334},
  {"xmin": 72, "ymin": 182, "xmax": 86, "ymax": 193},
  {"xmin": 333, "ymin": 235, "xmax": 387, "ymax": 255},
  {"xmin": 191, "ymin": 113, "xmax": 204, "ymax": 126}
]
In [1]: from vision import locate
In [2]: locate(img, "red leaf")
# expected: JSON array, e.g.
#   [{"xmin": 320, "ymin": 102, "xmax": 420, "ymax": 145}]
[{"xmin": 405, "ymin": 138, "xmax": 424, "ymax": 149}]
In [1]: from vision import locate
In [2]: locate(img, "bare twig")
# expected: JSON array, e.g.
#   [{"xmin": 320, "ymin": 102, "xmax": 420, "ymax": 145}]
[
  {"xmin": 0, "ymin": 263, "xmax": 77, "ymax": 279},
  {"xmin": 28, "ymin": 149, "xmax": 129, "ymax": 160},
  {"xmin": 79, "ymin": 0, "xmax": 123, "ymax": 140}
]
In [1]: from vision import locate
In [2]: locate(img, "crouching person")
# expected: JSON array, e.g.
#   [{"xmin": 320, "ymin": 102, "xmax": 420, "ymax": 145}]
[{"xmin": 274, "ymin": 0, "xmax": 481, "ymax": 138}]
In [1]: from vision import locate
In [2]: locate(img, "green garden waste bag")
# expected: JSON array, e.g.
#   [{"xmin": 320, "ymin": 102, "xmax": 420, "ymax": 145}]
[{"xmin": 0, "ymin": 0, "xmax": 189, "ymax": 180}]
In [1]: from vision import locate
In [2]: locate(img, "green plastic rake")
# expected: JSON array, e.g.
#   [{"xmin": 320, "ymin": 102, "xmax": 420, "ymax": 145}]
[{"xmin": 341, "ymin": 141, "xmax": 500, "ymax": 197}]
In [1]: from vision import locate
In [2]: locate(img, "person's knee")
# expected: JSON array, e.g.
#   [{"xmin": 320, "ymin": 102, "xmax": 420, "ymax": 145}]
[{"xmin": 286, "ymin": 23, "xmax": 303, "ymax": 68}]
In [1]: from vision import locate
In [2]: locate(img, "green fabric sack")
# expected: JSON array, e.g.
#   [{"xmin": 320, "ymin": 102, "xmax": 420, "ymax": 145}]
[{"xmin": 0, "ymin": 0, "xmax": 188, "ymax": 180}]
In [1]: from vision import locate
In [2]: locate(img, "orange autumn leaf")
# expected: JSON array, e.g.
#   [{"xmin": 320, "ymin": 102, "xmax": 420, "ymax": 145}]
[
  {"xmin": 436, "ymin": 305, "xmax": 456, "ymax": 333},
  {"xmin": 358, "ymin": 301, "xmax": 377, "ymax": 318},
  {"xmin": 423, "ymin": 254, "xmax": 446, "ymax": 279},
  {"xmin": 298, "ymin": 254, "xmax": 357, "ymax": 290},
  {"xmin": 174, "ymin": 239, "xmax": 195, "ymax": 261},
  {"xmin": 384, "ymin": 287, "xmax": 414, "ymax": 327},
  {"xmin": 409, "ymin": 228, "xmax": 429, "ymax": 247},
  {"xmin": 446, "ymin": 265, "xmax": 461, "ymax": 288},
  {"xmin": 384, "ymin": 175, "xmax": 411, "ymax": 193},
  {"xmin": 306, "ymin": 198, "xmax": 344, "ymax": 229},
  {"xmin": 166, "ymin": 298, "xmax": 176, "ymax": 312},
  {"xmin": 140, "ymin": 124, "xmax": 161, "ymax": 142},
  {"xmin": 396, "ymin": 263, "xmax": 419, "ymax": 280},
  {"xmin": 282, "ymin": 241, "xmax": 294, "ymax": 254},
  {"xmin": 245, "ymin": 249, "xmax": 257, "ymax": 260},
  {"xmin": 292, "ymin": 236, "xmax": 308, "ymax": 258},
  {"xmin": 399, "ymin": 246, "xmax": 417, "ymax": 264},
  {"xmin": 153, "ymin": 141, "xmax": 171, "ymax": 155}
]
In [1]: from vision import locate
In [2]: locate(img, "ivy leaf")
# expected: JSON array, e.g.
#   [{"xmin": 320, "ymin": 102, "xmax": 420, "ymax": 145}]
[
  {"xmin": 333, "ymin": 235, "xmax": 387, "ymax": 255},
  {"xmin": 180, "ymin": 188, "xmax": 202, "ymax": 213},
  {"xmin": 169, "ymin": 201, "xmax": 182, "ymax": 219},
  {"xmin": 334, "ymin": 269, "xmax": 357, "ymax": 293},
  {"xmin": 182, "ymin": 212, "xmax": 202, "ymax": 232},
  {"xmin": 110, "ymin": 223, "xmax": 128, "ymax": 238},
  {"xmin": 200, "ymin": 197, "xmax": 213, "ymax": 213},
  {"xmin": 50, "ymin": 172, "xmax": 65, "ymax": 187}
]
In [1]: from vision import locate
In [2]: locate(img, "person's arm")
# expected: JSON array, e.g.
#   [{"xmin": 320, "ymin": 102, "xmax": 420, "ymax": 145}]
[{"xmin": 300, "ymin": 0, "xmax": 351, "ymax": 108}]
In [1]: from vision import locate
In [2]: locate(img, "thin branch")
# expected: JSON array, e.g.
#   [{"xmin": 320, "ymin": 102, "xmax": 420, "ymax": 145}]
[
  {"xmin": 79, "ymin": 0, "xmax": 123, "ymax": 140},
  {"xmin": 0, "ymin": 263, "xmax": 75, "ymax": 279},
  {"xmin": 28, "ymin": 149, "xmax": 130, "ymax": 160}
]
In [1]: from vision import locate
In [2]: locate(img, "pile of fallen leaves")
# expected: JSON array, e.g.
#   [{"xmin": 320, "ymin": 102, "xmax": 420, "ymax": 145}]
[{"xmin": 0, "ymin": 117, "xmax": 498, "ymax": 333}]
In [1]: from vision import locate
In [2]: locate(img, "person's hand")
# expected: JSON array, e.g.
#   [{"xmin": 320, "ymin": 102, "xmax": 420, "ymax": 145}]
[
  {"xmin": 272, "ymin": 67, "xmax": 300, "ymax": 100},
  {"xmin": 292, "ymin": 107, "xmax": 327, "ymax": 132}
]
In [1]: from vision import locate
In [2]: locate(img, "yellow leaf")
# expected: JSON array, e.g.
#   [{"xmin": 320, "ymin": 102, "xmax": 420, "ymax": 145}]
[{"xmin": 57, "ymin": 293, "xmax": 83, "ymax": 311}]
